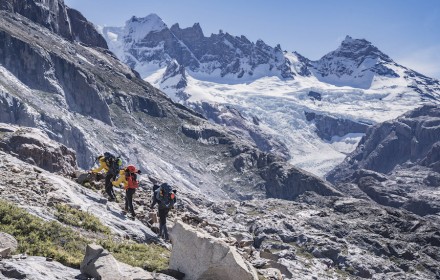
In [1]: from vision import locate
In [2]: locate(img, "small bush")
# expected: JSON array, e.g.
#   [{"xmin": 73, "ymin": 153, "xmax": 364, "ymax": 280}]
[
  {"xmin": 99, "ymin": 239, "xmax": 170, "ymax": 271},
  {"xmin": 55, "ymin": 204, "xmax": 111, "ymax": 234}
]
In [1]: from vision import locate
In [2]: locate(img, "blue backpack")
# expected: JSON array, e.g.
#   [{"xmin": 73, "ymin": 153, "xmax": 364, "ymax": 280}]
[{"xmin": 156, "ymin": 183, "xmax": 176, "ymax": 209}]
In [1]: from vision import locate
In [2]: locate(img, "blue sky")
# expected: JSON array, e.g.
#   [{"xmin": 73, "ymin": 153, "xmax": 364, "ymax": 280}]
[{"xmin": 65, "ymin": 0, "xmax": 440, "ymax": 79}]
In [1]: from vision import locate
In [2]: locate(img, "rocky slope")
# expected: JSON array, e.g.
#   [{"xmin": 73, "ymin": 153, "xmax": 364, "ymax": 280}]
[
  {"xmin": 327, "ymin": 105, "xmax": 440, "ymax": 216},
  {"xmin": 1, "ymin": 122, "xmax": 439, "ymax": 280},
  {"xmin": 178, "ymin": 193, "xmax": 440, "ymax": 279}
]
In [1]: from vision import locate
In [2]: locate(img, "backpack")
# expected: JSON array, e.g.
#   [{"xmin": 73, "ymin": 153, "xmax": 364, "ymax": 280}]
[
  {"xmin": 103, "ymin": 152, "xmax": 121, "ymax": 174},
  {"xmin": 103, "ymin": 152, "xmax": 115, "ymax": 164},
  {"xmin": 156, "ymin": 183, "xmax": 176, "ymax": 209},
  {"xmin": 125, "ymin": 169, "xmax": 139, "ymax": 189}
]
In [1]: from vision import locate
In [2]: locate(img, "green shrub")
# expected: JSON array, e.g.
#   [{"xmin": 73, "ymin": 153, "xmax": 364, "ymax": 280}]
[
  {"xmin": 55, "ymin": 204, "xmax": 111, "ymax": 234},
  {"xmin": 0, "ymin": 201, "xmax": 87, "ymax": 267},
  {"xmin": 99, "ymin": 239, "xmax": 170, "ymax": 271}
]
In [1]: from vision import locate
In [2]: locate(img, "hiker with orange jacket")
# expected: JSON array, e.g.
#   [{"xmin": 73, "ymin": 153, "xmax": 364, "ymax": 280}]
[{"xmin": 113, "ymin": 165, "xmax": 141, "ymax": 219}]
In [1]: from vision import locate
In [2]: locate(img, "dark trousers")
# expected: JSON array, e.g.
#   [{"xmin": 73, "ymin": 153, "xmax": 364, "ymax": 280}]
[
  {"xmin": 125, "ymin": 188, "xmax": 136, "ymax": 216},
  {"xmin": 158, "ymin": 208, "xmax": 170, "ymax": 239},
  {"xmin": 105, "ymin": 172, "xmax": 116, "ymax": 199}
]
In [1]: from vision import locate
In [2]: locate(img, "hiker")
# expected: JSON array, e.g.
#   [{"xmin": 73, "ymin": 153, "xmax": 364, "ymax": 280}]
[
  {"xmin": 112, "ymin": 165, "xmax": 141, "ymax": 219},
  {"xmin": 91, "ymin": 152, "xmax": 122, "ymax": 201},
  {"xmin": 151, "ymin": 183, "xmax": 177, "ymax": 240}
]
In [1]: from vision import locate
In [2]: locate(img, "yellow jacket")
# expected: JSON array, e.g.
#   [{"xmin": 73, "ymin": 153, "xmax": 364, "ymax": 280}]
[
  {"xmin": 112, "ymin": 169, "xmax": 127, "ymax": 189},
  {"xmin": 91, "ymin": 157, "xmax": 109, "ymax": 173}
]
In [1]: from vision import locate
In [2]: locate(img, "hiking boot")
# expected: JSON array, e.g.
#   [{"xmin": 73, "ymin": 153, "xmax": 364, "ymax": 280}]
[{"xmin": 108, "ymin": 197, "xmax": 115, "ymax": 202}]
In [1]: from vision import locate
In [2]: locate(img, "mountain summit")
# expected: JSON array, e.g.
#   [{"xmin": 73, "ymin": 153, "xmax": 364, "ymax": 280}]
[{"xmin": 310, "ymin": 35, "xmax": 398, "ymax": 88}]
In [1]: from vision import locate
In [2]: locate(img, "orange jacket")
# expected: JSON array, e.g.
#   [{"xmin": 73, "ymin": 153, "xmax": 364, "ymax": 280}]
[{"xmin": 112, "ymin": 168, "xmax": 139, "ymax": 190}]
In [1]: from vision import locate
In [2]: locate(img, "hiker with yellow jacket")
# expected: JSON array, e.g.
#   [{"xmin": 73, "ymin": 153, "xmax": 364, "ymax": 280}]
[{"xmin": 91, "ymin": 152, "xmax": 122, "ymax": 201}]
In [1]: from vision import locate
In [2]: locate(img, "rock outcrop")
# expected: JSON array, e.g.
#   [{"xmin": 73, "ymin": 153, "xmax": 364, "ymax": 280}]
[
  {"xmin": 169, "ymin": 221, "xmax": 258, "ymax": 280},
  {"xmin": 327, "ymin": 105, "xmax": 440, "ymax": 215},
  {"xmin": 261, "ymin": 162, "xmax": 342, "ymax": 200},
  {"xmin": 0, "ymin": 232, "xmax": 17, "ymax": 258},
  {"xmin": 305, "ymin": 111, "xmax": 371, "ymax": 141},
  {"xmin": 328, "ymin": 105, "xmax": 440, "ymax": 181},
  {"xmin": 0, "ymin": 123, "xmax": 77, "ymax": 174},
  {"xmin": 0, "ymin": 0, "xmax": 107, "ymax": 48},
  {"xmin": 80, "ymin": 244, "xmax": 154, "ymax": 280}
]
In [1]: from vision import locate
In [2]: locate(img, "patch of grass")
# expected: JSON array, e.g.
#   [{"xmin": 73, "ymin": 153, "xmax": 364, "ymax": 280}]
[
  {"xmin": 0, "ymin": 201, "xmax": 88, "ymax": 267},
  {"xmin": 55, "ymin": 204, "xmax": 111, "ymax": 234},
  {"xmin": 99, "ymin": 239, "xmax": 170, "ymax": 271},
  {"xmin": 0, "ymin": 200, "xmax": 170, "ymax": 271}
]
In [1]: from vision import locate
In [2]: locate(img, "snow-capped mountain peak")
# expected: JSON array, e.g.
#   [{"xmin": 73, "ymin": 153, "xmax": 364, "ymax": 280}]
[
  {"xmin": 124, "ymin": 14, "xmax": 167, "ymax": 42},
  {"xmin": 336, "ymin": 35, "xmax": 392, "ymax": 62},
  {"xmin": 310, "ymin": 35, "xmax": 401, "ymax": 88}
]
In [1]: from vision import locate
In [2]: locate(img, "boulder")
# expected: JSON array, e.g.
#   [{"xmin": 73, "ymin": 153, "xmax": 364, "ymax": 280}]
[
  {"xmin": 0, "ymin": 232, "xmax": 18, "ymax": 254},
  {"xmin": 80, "ymin": 244, "xmax": 153, "ymax": 280},
  {"xmin": 0, "ymin": 247, "xmax": 11, "ymax": 258},
  {"xmin": 170, "ymin": 221, "xmax": 258, "ymax": 280},
  {"xmin": 0, "ymin": 256, "xmax": 80, "ymax": 279}
]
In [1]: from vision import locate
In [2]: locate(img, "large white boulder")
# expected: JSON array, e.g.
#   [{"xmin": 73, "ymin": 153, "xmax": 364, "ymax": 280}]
[{"xmin": 169, "ymin": 221, "xmax": 258, "ymax": 280}]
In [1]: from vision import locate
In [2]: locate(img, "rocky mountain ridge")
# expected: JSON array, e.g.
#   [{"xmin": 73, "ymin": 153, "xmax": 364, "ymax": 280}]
[
  {"xmin": 103, "ymin": 15, "xmax": 440, "ymax": 98},
  {"xmin": 103, "ymin": 14, "xmax": 299, "ymax": 81}
]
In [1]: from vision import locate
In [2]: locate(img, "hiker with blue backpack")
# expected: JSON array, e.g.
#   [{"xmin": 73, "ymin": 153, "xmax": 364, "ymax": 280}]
[
  {"xmin": 91, "ymin": 152, "xmax": 122, "ymax": 202},
  {"xmin": 151, "ymin": 183, "xmax": 177, "ymax": 240}
]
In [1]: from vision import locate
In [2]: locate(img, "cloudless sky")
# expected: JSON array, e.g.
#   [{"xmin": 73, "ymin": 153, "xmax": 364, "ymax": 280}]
[{"xmin": 65, "ymin": 0, "xmax": 440, "ymax": 79}]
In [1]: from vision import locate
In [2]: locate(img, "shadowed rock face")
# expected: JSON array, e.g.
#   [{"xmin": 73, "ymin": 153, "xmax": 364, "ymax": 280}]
[
  {"xmin": 0, "ymin": 124, "xmax": 77, "ymax": 174},
  {"xmin": 0, "ymin": 27, "xmax": 112, "ymax": 126},
  {"xmin": 328, "ymin": 105, "xmax": 440, "ymax": 181},
  {"xmin": 260, "ymin": 162, "xmax": 342, "ymax": 200},
  {"xmin": 327, "ymin": 105, "xmax": 440, "ymax": 216},
  {"xmin": 305, "ymin": 111, "xmax": 371, "ymax": 141},
  {"xmin": 0, "ymin": 0, "xmax": 107, "ymax": 48}
]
